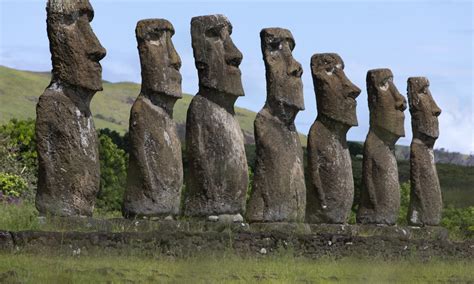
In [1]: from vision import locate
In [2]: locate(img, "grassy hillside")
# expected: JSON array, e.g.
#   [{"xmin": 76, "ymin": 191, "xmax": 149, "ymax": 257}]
[{"xmin": 0, "ymin": 65, "xmax": 260, "ymax": 142}]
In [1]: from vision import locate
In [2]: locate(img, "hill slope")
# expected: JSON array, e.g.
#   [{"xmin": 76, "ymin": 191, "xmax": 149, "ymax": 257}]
[
  {"xmin": 1, "ymin": 65, "xmax": 472, "ymax": 164},
  {"xmin": 0, "ymin": 65, "xmax": 262, "ymax": 143}
]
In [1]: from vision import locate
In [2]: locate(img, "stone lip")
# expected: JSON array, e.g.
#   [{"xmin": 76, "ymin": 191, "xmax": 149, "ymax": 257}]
[{"xmin": 1, "ymin": 222, "xmax": 471, "ymax": 260}]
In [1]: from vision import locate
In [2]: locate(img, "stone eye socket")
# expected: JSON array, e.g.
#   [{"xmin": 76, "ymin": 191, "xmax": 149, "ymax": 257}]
[
  {"xmin": 62, "ymin": 10, "xmax": 91, "ymax": 26},
  {"xmin": 146, "ymin": 30, "xmax": 165, "ymax": 41},
  {"xmin": 379, "ymin": 77, "xmax": 393, "ymax": 90},
  {"xmin": 325, "ymin": 67, "xmax": 335, "ymax": 74},
  {"xmin": 268, "ymin": 40, "xmax": 282, "ymax": 51},
  {"xmin": 62, "ymin": 13, "xmax": 78, "ymax": 25},
  {"xmin": 205, "ymin": 26, "xmax": 222, "ymax": 38}
]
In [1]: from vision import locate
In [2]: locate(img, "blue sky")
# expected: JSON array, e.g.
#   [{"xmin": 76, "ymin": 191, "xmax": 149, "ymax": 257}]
[{"xmin": 1, "ymin": 0, "xmax": 472, "ymax": 154}]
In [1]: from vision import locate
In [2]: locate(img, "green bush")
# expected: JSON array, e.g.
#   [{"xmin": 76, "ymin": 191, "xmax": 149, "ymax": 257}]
[
  {"xmin": 0, "ymin": 172, "xmax": 28, "ymax": 198},
  {"xmin": 397, "ymin": 182, "xmax": 410, "ymax": 225},
  {"xmin": 441, "ymin": 206, "xmax": 474, "ymax": 239},
  {"xmin": 96, "ymin": 133, "xmax": 128, "ymax": 213},
  {"xmin": 0, "ymin": 118, "xmax": 37, "ymax": 170}
]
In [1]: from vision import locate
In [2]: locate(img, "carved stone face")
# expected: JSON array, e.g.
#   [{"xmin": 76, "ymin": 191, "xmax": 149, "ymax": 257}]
[
  {"xmin": 311, "ymin": 53, "xmax": 361, "ymax": 126},
  {"xmin": 47, "ymin": 0, "xmax": 106, "ymax": 91},
  {"xmin": 191, "ymin": 15, "xmax": 244, "ymax": 97},
  {"xmin": 367, "ymin": 69, "xmax": 407, "ymax": 138},
  {"xmin": 408, "ymin": 77, "xmax": 441, "ymax": 139},
  {"xmin": 261, "ymin": 28, "xmax": 304, "ymax": 112},
  {"xmin": 136, "ymin": 19, "xmax": 182, "ymax": 98}
]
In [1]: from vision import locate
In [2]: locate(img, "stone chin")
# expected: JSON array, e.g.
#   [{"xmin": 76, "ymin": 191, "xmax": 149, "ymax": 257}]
[
  {"xmin": 269, "ymin": 81, "xmax": 304, "ymax": 111},
  {"xmin": 144, "ymin": 72, "xmax": 183, "ymax": 98},
  {"xmin": 323, "ymin": 108, "xmax": 358, "ymax": 127},
  {"xmin": 56, "ymin": 69, "xmax": 103, "ymax": 92},
  {"xmin": 415, "ymin": 122, "xmax": 439, "ymax": 140}
]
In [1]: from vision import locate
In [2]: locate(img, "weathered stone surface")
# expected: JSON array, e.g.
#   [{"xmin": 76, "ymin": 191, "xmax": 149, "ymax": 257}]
[
  {"xmin": 122, "ymin": 19, "xmax": 183, "ymax": 218},
  {"xmin": 306, "ymin": 53, "xmax": 361, "ymax": 224},
  {"xmin": 357, "ymin": 69, "xmax": 407, "ymax": 225},
  {"xmin": 3, "ymin": 225, "xmax": 470, "ymax": 260},
  {"xmin": 35, "ymin": 0, "xmax": 106, "ymax": 216},
  {"xmin": 246, "ymin": 28, "xmax": 306, "ymax": 223},
  {"xmin": 184, "ymin": 15, "xmax": 248, "ymax": 217},
  {"xmin": 407, "ymin": 77, "xmax": 442, "ymax": 226}
]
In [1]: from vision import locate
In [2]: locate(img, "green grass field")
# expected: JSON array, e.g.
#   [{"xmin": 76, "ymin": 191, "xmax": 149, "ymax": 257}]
[
  {"xmin": 0, "ymin": 252, "xmax": 472, "ymax": 283},
  {"xmin": 0, "ymin": 65, "xmax": 258, "ymax": 138}
]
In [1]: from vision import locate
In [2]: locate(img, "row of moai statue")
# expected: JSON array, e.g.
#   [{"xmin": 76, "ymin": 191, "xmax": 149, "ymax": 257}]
[{"xmin": 35, "ymin": 0, "xmax": 443, "ymax": 226}]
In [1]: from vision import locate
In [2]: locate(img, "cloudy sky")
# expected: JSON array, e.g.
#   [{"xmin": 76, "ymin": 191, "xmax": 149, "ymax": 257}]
[{"xmin": 1, "ymin": 0, "xmax": 472, "ymax": 154}]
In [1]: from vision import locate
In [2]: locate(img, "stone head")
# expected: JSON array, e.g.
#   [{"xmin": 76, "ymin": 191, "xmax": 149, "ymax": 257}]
[
  {"xmin": 310, "ymin": 53, "xmax": 361, "ymax": 127},
  {"xmin": 367, "ymin": 68, "xmax": 407, "ymax": 138},
  {"xmin": 407, "ymin": 77, "xmax": 441, "ymax": 139},
  {"xmin": 136, "ymin": 19, "xmax": 182, "ymax": 98},
  {"xmin": 261, "ymin": 28, "xmax": 304, "ymax": 112},
  {"xmin": 47, "ymin": 0, "xmax": 106, "ymax": 92},
  {"xmin": 191, "ymin": 15, "xmax": 244, "ymax": 97}
]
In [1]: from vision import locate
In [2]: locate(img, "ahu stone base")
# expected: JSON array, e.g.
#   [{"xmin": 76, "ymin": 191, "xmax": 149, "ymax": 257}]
[{"xmin": 0, "ymin": 220, "xmax": 471, "ymax": 260}]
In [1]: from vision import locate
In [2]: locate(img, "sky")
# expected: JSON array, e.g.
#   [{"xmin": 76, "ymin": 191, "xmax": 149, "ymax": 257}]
[{"xmin": 0, "ymin": 0, "xmax": 473, "ymax": 154}]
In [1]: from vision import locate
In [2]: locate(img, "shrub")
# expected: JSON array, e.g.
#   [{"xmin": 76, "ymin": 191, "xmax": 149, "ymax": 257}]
[
  {"xmin": 441, "ymin": 206, "xmax": 474, "ymax": 239},
  {"xmin": 0, "ymin": 172, "xmax": 28, "ymax": 202},
  {"xmin": 0, "ymin": 119, "xmax": 37, "ymax": 202},
  {"xmin": 397, "ymin": 182, "xmax": 410, "ymax": 225},
  {"xmin": 0, "ymin": 118, "xmax": 37, "ymax": 170},
  {"xmin": 96, "ymin": 133, "xmax": 128, "ymax": 213}
]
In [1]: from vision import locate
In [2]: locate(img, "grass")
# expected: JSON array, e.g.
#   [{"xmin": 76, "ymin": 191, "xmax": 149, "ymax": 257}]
[
  {"xmin": 0, "ymin": 65, "xmax": 258, "ymax": 141},
  {"xmin": 0, "ymin": 252, "xmax": 472, "ymax": 283}
]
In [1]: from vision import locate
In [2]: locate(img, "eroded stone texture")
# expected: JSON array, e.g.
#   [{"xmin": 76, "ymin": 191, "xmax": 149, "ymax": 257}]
[
  {"xmin": 35, "ymin": 0, "xmax": 106, "ymax": 216},
  {"xmin": 407, "ymin": 77, "xmax": 442, "ymax": 226},
  {"xmin": 184, "ymin": 15, "xmax": 248, "ymax": 217},
  {"xmin": 356, "ymin": 69, "xmax": 407, "ymax": 225},
  {"xmin": 306, "ymin": 53, "xmax": 361, "ymax": 224},
  {"xmin": 246, "ymin": 28, "xmax": 306, "ymax": 223},
  {"xmin": 122, "ymin": 19, "xmax": 183, "ymax": 218}
]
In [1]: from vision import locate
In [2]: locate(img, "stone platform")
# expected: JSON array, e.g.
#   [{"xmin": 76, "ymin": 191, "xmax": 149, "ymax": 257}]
[{"xmin": 0, "ymin": 219, "xmax": 471, "ymax": 259}]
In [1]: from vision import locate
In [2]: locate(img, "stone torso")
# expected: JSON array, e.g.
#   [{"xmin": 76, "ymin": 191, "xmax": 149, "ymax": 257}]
[
  {"xmin": 408, "ymin": 140, "xmax": 442, "ymax": 225},
  {"xmin": 306, "ymin": 120, "xmax": 353, "ymax": 223},
  {"xmin": 35, "ymin": 87, "xmax": 99, "ymax": 216},
  {"xmin": 184, "ymin": 94, "xmax": 248, "ymax": 216},
  {"xmin": 357, "ymin": 131, "xmax": 400, "ymax": 225},
  {"xmin": 123, "ymin": 95, "xmax": 183, "ymax": 217},
  {"xmin": 246, "ymin": 109, "xmax": 306, "ymax": 222}
]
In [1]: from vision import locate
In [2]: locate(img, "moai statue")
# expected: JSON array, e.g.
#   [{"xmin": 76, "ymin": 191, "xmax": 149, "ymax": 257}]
[
  {"xmin": 184, "ymin": 15, "xmax": 248, "ymax": 219},
  {"xmin": 246, "ymin": 28, "xmax": 306, "ymax": 223},
  {"xmin": 306, "ymin": 53, "xmax": 361, "ymax": 224},
  {"xmin": 122, "ymin": 19, "xmax": 183, "ymax": 218},
  {"xmin": 35, "ymin": 0, "xmax": 106, "ymax": 216},
  {"xmin": 357, "ymin": 69, "xmax": 407, "ymax": 225},
  {"xmin": 407, "ymin": 77, "xmax": 442, "ymax": 226}
]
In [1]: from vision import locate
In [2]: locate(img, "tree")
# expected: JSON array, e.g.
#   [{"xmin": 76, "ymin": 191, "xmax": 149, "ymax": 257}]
[{"xmin": 96, "ymin": 133, "xmax": 128, "ymax": 212}]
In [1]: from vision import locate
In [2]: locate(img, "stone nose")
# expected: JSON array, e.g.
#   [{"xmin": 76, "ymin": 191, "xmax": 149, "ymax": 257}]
[
  {"xmin": 395, "ymin": 93, "xmax": 407, "ymax": 111},
  {"xmin": 87, "ymin": 33, "xmax": 106, "ymax": 62},
  {"xmin": 224, "ymin": 38, "xmax": 243, "ymax": 68},
  {"xmin": 432, "ymin": 103, "xmax": 442, "ymax": 117},
  {"xmin": 344, "ymin": 78, "xmax": 361, "ymax": 99},
  {"xmin": 169, "ymin": 42, "xmax": 182, "ymax": 71},
  {"xmin": 288, "ymin": 60, "xmax": 303, "ymax": 78},
  {"xmin": 88, "ymin": 46, "xmax": 106, "ymax": 62}
]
